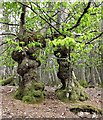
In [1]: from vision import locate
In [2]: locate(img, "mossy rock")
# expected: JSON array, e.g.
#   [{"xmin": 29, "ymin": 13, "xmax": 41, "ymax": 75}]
[
  {"xmin": 70, "ymin": 104, "xmax": 103, "ymax": 115},
  {"xmin": 22, "ymin": 95, "xmax": 36, "ymax": 104}
]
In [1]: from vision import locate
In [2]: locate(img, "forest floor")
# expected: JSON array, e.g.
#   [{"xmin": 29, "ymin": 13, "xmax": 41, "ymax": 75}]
[{"xmin": 0, "ymin": 85, "xmax": 103, "ymax": 119}]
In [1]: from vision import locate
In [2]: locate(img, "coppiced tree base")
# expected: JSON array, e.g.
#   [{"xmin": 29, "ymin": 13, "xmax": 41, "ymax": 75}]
[
  {"xmin": 14, "ymin": 81, "xmax": 46, "ymax": 104},
  {"xmin": 56, "ymin": 80, "xmax": 89, "ymax": 102}
]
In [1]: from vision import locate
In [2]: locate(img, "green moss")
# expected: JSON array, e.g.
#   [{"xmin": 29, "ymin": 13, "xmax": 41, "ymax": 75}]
[
  {"xmin": 70, "ymin": 104, "xmax": 103, "ymax": 115},
  {"xmin": 33, "ymin": 90, "xmax": 42, "ymax": 97},
  {"xmin": 56, "ymin": 89, "xmax": 68, "ymax": 102},
  {"xmin": 0, "ymin": 76, "xmax": 14, "ymax": 86},
  {"xmin": 79, "ymin": 80, "xmax": 88, "ymax": 88},
  {"xmin": 69, "ymin": 82, "xmax": 88, "ymax": 102},
  {"xmin": 14, "ymin": 89, "xmax": 23, "ymax": 100},
  {"xmin": 33, "ymin": 82, "xmax": 45, "ymax": 91},
  {"xmin": 69, "ymin": 91, "xmax": 79, "ymax": 102},
  {"xmin": 56, "ymin": 81, "xmax": 89, "ymax": 103},
  {"xmin": 14, "ymin": 82, "xmax": 45, "ymax": 104},
  {"xmin": 35, "ymin": 93, "xmax": 45, "ymax": 103},
  {"xmin": 22, "ymin": 95, "xmax": 36, "ymax": 104}
]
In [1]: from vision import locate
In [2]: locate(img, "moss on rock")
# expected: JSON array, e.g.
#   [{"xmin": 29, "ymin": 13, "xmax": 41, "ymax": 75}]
[{"xmin": 70, "ymin": 104, "xmax": 103, "ymax": 115}]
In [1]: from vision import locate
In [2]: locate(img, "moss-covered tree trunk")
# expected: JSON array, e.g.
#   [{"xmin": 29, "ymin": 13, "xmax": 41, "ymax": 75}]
[
  {"xmin": 11, "ymin": 3, "xmax": 46, "ymax": 103},
  {"xmin": 54, "ymin": 46, "xmax": 88, "ymax": 102}
]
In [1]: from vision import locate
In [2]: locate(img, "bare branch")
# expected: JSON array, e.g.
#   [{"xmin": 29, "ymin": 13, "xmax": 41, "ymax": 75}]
[
  {"xmin": 93, "ymin": 1, "xmax": 103, "ymax": 7},
  {"xmin": 32, "ymin": 2, "xmax": 60, "ymax": 26},
  {"xmin": 18, "ymin": 1, "xmax": 64, "ymax": 36},
  {"xmin": 68, "ymin": 1, "xmax": 92, "ymax": 31},
  {"xmin": 0, "ymin": 42, "xmax": 7, "ymax": 47},
  {"xmin": 0, "ymin": 33, "xmax": 16, "ymax": 36},
  {"xmin": 19, "ymin": 2, "xmax": 26, "ymax": 35},
  {"xmin": 52, "ymin": 10, "xmax": 60, "ymax": 17},
  {"xmin": 0, "ymin": 46, "xmax": 9, "ymax": 55},
  {"xmin": 0, "ymin": 22, "xmax": 19, "ymax": 26},
  {"xmin": 86, "ymin": 32, "xmax": 103, "ymax": 44}
]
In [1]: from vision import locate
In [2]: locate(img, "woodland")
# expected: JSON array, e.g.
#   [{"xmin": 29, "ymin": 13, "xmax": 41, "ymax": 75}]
[{"xmin": 0, "ymin": 0, "xmax": 103, "ymax": 119}]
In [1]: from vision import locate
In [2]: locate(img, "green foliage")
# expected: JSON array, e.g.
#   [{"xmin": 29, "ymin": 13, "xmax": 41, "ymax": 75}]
[
  {"xmin": 0, "ymin": 2, "xmax": 103, "ymax": 99},
  {"xmin": 52, "ymin": 37, "xmax": 76, "ymax": 49},
  {"xmin": 0, "ymin": 1, "xmax": 102, "ymax": 69}
]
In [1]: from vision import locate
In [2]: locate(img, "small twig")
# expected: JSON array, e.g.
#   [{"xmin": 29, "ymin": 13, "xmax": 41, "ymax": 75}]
[
  {"xmin": 18, "ymin": 1, "xmax": 64, "ymax": 36},
  {"xmin": 0, "ymin": 46, "xmax": 9, "ymax": 55},
  {"xmin": 0, "ymin": 41, "xmax": 7, "ymax": 47},
  {"xmin": 0, "ymin": 22, "xmax": 19, "ymax": 26},
  {"xmin": 32, "ymin": 2, "xmax": 60, "ymax": 25},
  {"xmin": 86, "ymin": 32, "xmax": 103, "ymax": 44}
]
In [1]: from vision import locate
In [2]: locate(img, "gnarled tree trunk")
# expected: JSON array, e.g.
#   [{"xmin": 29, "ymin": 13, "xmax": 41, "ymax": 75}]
[
  {"xmin": 11, "ymin": 2, "xmax": 46, "ymax": 103},
  {"xmin": 54, "ymin": 46, "xmax": 88, "ymax": 102}
]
